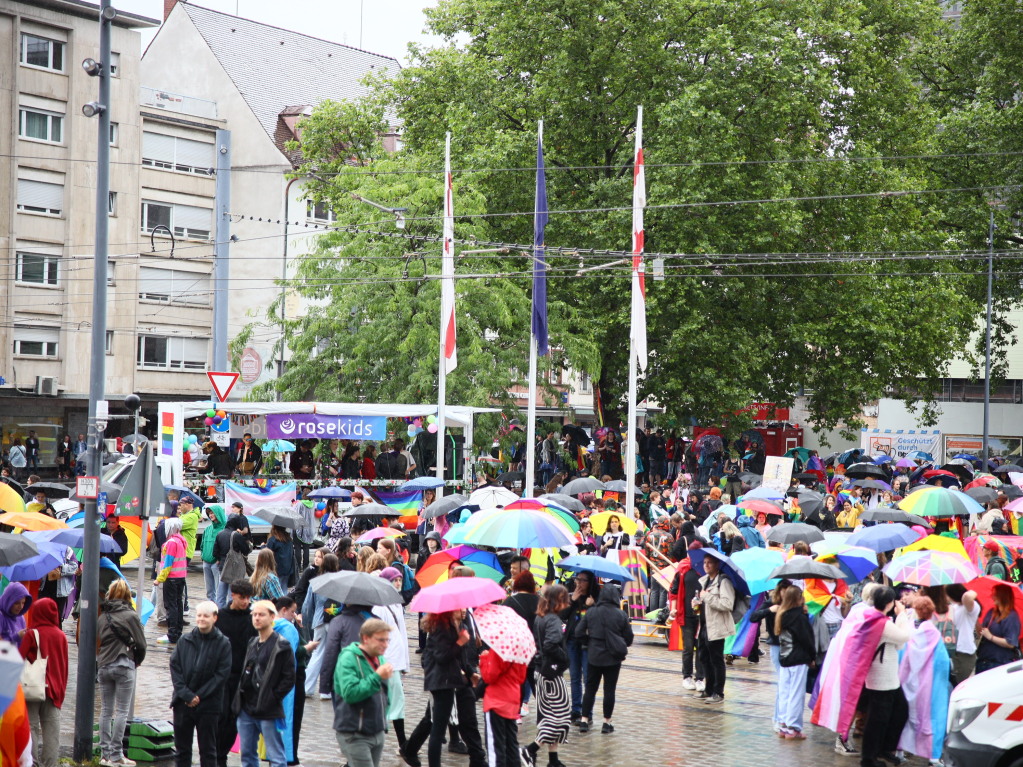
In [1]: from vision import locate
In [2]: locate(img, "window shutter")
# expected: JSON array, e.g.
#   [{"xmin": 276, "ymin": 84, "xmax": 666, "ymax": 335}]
[
  {"xmin": 174, "ymin": 204, "xmax": 212, "ymax": 232},
  {"xmin": 142, "ymin": 131, "xmax": 175, "ymax": 164},
  {"xmin": 14, "ymin": 326, "xmax": 59, "ymax": 343},
  {"xmin": 138, "ymin": 266, "xmax": 168, "ymax": 298},
  {"xmin": 175, "ymin": 138, "xmax": 214, "ymax": 169},
  {"xmin": 18, "ymin": 179, "xmax": 62, "ymax": 210}
]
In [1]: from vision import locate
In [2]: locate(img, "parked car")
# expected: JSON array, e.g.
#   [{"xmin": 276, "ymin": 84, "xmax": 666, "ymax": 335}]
[{"xmin": 945, "ymin": 660, "xmax": 1023, "ymax": 767}]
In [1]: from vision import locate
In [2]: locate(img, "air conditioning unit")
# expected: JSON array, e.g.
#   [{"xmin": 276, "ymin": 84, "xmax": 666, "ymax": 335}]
[{"xmin": 35, "ymin": 376, "xmax": 58, "ymax": 396}]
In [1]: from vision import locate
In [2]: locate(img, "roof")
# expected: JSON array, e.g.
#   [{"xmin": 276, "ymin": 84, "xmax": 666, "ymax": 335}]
[
  {"xmin": 32, "ymin": 0, "xmax": 159, "ymax": 28},
  {"xmin": 178, "ymin": 3, "xmax": 399, "ymax": 143}
]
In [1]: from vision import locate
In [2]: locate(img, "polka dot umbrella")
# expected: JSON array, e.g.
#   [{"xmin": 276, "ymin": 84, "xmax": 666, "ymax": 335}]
[{"xmin": 472, "ymin": 603, "xmax": 536, "ymax": 664}]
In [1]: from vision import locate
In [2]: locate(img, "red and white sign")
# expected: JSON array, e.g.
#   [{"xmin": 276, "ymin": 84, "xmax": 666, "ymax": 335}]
[
  {"xmin": 76, "ymin": 476, "xmax": 99, "ymax": 499},
  {"xmin": 207, "ymin": 371, "xmax": 240, "ymax": 402},
  {"xmin": 987, "ymin": 702, "xmax": 1023, "ymax": 722}
]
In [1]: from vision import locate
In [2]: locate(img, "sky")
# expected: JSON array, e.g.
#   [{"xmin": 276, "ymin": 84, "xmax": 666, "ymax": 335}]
[{"xmin": 115, "ymin": 0, "xmax": 445, "ymax": 63}]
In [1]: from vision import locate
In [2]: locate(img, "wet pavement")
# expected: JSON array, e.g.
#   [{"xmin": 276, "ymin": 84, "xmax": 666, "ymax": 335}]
[{"xmin": 58, "ymin": 568, "xmax": 929, "ymax": 766}]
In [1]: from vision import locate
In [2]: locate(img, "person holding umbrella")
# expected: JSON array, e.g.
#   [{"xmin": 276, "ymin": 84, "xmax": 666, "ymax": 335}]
[
  {"xmin": 976, "ymin": 582, "xmax": 1021, "ymax": 674},
  {"xmin": 693, "ymin": 553, "xmax": 736, "ymax": 704}
]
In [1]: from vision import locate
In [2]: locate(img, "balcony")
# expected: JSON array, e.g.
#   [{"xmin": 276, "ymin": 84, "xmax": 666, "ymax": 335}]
[{"xmin": 140, "ymin": 86, "xmax": 217, "ymax": 119}]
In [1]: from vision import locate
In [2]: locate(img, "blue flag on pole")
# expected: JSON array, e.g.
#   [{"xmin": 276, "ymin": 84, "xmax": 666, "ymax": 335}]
[{"xmin": 532, "ymin": 128, "xmax": 549, "ymax": 356}]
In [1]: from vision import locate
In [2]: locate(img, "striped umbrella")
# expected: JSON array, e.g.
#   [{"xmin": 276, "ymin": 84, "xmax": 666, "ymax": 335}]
[
  {"xmin": 883, "ymin": 550, "xmax": 980, "ymax": 586},
  {"xmin": 897, "ymin": 486, "xmax": 984, "ymax": 518},
  {"xmin": 415, "ymin": 545, "xmax": 504, "ymax": 586}
]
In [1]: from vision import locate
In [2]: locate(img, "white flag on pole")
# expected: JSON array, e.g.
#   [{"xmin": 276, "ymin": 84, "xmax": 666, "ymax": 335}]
[
  {"xmin": 441, "ymin": 134, "xmax": 457, "ymax": 373},
  {"xmin": 631, "ymin": 106, "xmax": 648, "ymax": 371}
]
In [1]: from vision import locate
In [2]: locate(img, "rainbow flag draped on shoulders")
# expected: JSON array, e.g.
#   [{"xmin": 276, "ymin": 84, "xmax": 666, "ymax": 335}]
[
  {"xmin": 373, "ymin": 489, "xmax": 424, "ymax": 515},
  {"xmin": 224, "ymin": 481, "xmax": 296, "ymax": 512},
  {"xmin": 725, "ymin": 593, "xmax": 765, "ymax": 657},
  {"xmin": 898, "ymin": 622, "xmax": 951, "ymax": 761},
  {"xmin": 811, "ymin": 604, "xmax": 888, "ymax": 736}
]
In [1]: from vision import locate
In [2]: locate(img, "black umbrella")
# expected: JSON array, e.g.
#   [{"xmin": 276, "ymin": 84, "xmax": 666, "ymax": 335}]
[
  {"xmin": 859, "ymin": 508, "xmax": 932, "ymax": 527},
  {"xmin": 342, "ymin": 502, "xmax": 396, "ymax": 518},
  {"xmin": 1001, "ymin": 485, "xmax": 1023, "ymax": 500},
  {"xmin": 0, "ymin": 533, "xmax": 39, "ymax": 567},
  {"xmin": 940, "ymin": 461, "xmax": 974, "ymax": 484},
  {"xmin": 738, "ymin": 472, "xmax": 763, "ymax": 488},
  {"xmin": 310, "ymin": 571, "xmax": 403, "ymax": 606},
  {"xmin": 793, "ymin": 472, "xmax": 820, "ymax": 483},
  {"xmin": 561, "ymin": 424, "xmax": 591, "ymax": 447},
  {"xmin": 992, "ymin": 464, "xmax": 1023, "ymax": 475},
  {"xmin": 965, "ymin": 486, "xmax": 999, "ymax": 505},
  {"xmin": 796, "ymin": 490, "xmax": 825, "ymax": 515},
  {"xmin": 421, "ymin": 494, "xmax": 469, "ymax": 520},
  {"xmin": 539, "ymin": 493, "xmax": 585, "ymax": 512},
  {"xmin": 823, "ymin": 452, "xmax": 841, "ymax": 466},
  {"xmin": 844, "ymin": 462, "xmax": 887, "ymax": 480},
  {"xmin": 561, "ymin": 477, "xmax": 605, "ymax": 496},
  {"xmin": 766, "ymin": 522, "xmax": 826, "ymax": 545},
  {"xmin": 252, "ymin": 506, "xmax": 305, "ymax": 529},
  {"xmin": 23, "ymin": 482, "xmax": 72, "ymax": 500},
  {"xmin": 1, "ymin": 477, "xmax": 26, "ymax": 497},
  {"xmin": 496, "ymin": 471, "xmax": 526, "ymax": 484},
  {"xmin": 694, "ymin": 433, "xmax": 724, "ymax": 454},
  {"xmin": 603, "ymin": 480, "xmax": 628, "ymax": 492},
  {"xmin": 769, "ymin": 557, "xmax": 846, "ymax": 581}
]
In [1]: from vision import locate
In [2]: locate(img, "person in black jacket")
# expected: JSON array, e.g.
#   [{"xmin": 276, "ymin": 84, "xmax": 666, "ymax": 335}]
[
  {"xmin": 668, "ymin": 552, "xmax": 705, "ymax": 691},
  {"xmin": 215, "ymin": 580, "xmax": 257, "ymax": 767},
  {"xmin": 170, "ymin": 600, "xmax": 233, "ymax": 767},
  {"xmin": 559, "ymin": 572, "xmax": 599, "ymax": 723},
  {"xmin": 574, "ymin": 584, "xmax": 633, "ymax": 734},
  {"xmin": 234, "ymin": 600, "xmax": 296, "ymax": 767},
  {"xmin": 214, "ymin": 516, "xmax": 252, "ymax": 608},
  {"xmin": 101, "ymin": 513, "xmax": 130, "ymax": 569},
  {"xmin": 320, "ymin": 603, "xmax": 375, "ymax": 697},
  {"xmin": 749, "ymin": 579, "xmax": 789, "ymax": 731},
  {"xmin": 774, "ymin": 585, "xmax": 815, "ymax": 739}
]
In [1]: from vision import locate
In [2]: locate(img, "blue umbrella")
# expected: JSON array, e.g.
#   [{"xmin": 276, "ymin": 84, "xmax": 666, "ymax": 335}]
[
  {"xmin": 953, "ymin": 454, "xmax": 979, "ymax": 462},
  {"xmin": 838, "ymin": 448, "xmax": 864, "ymax": 466},
  {"xmin": 0, "ymin": 541, "xmax": 64, "ymax": 581},
  {"xmin": 263, "ymin": 439, "xmax": 297, "ymax": 453},
  {"xmin": 25, "ymin": 528, "xmax": 122, "ymax": 554},
  {"xmin": 873, "ymin": 455, "xmax": 894, "ymax": 465},
  {"xmin": 846, "ymin": 523, "xmax": 922, "ymax": 553},
  {"xmin": 688, "ymin": 548, "xmax": 750, "ymax": 596},
  {"xmin": 555, "ymin": 554, "xmax": 635, "ymax": 582},
  {"xmin": 307, "ymin": 487, "xmax": 352, "ymax": 500},
  {"xmin": 744, "ymin": 486, "xmax": 785, "ymax": 501},
  {"xmin": 164, "ymin": 485, "xmax": 205, "ymax": 507},
  {"xmin": 905, "ymin": 451, "xmax": 934, "ymax": 462},
  {"xmin": 730, "ymin": 548, "xmax": 785, "ymax": 594},
  {"xmin": 401, "ymin": 477, "xmax": 446, "ymax": 491}
]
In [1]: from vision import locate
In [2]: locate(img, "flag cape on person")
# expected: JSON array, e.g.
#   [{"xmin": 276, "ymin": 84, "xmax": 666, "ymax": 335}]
[
  {"xmin": 614, "ymin": 548, "xmax": 648, "ymax": 618},
  {"xmin": 724, "ymin": 592, "xmax": 765, "ymax": 657},
  {"xmin": 804, "ymin": 578, "xmax": 847, "ymax": 617},
  {"xmin": 441, "ymin": 134, "xmax": 457, "ymax": 372},
  {"xmin": 811, "ymin": 605, "xmax": 888, "ymax": 736},
  {"xmin": 532, "ymin": 126, "xmax": 549, "ymax": 356},
  {"xmin": 631, "ymin": 107, "xmax": 647, "ymax": 370},
  {"xmin": 0, "ymin": 684, "xmax": 30, "ymax": 767},
  {"xmin": 898, "ymin": 621, "xmax": 951, "ymax": 761},
  {"xmin": 0, "ymin": 641, "xmax": 23, "ymax": 716},
  {"xmin": 374, "ymin": 489, "xmax": 424, "ymax": 515},
  {"xmin": 963, "ymin": 534, "xmax": 1023, "ymax": 572},
  {"xmin": 224, "ymin": 481, "xmax": 296, "ymax": 511},
  {"xmin": 668, "ymin": 558, "xmax": 692, "ymax": 651}
]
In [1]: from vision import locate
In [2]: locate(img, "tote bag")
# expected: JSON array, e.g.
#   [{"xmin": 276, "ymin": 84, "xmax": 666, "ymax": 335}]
[{"xmin": 21, "ymin": 630, "xmax": 47, "ymax": 702}]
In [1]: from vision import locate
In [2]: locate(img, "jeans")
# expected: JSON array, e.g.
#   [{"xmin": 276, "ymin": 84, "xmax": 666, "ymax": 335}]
[
  {"xmin": 566, "ymin": 640, "xmax": 588, "ymax": 717},
  {"xmin": 26, "ymin": 698, "xmax": 60, "ymax": 767},
  {"xmin": 769, "ymin": 645, "xmax": 782, "ymax": 725},
  {"xmin": 648, "ymin": 581, "xmax": 667, "ymax": 612},
  {"xmin": 174, "ymin": 704, "xmax": 220, "ymax": 767},
  {"xmin": 216, "ymin": 577, "xmax": 231, "ymax": 609},
  {"xmin": 164, "ymin": 577, "xmax": 186, "ymax": 642},
  {"xmin": 203, "ymin": 561, "xmax": 220, "ymax": 603},
  {"xmin": 581, "ymin": 663, "xmax": 621, "ymax": 721},
  {"xmin": 776, "ymin": 664, "xmax": 809, "ymax": 731},
  {"xmin": 237, "ymin": 710, "xmax": 287, "ymax": 767},
  {"xmin": 335, "ymin": 730, "xmax": 385, "ymax": 767},
  {"xmin": 700, "ymin": 636, "xmax": 726, "ymax": 697},
  {"xmin": 305, "ymin": 624, "xmax": 328, "ymax": 696},
  {"xmin": 98, "ymin": 661, "xmax": 136, "ymax": 762},
  {"xmin": 682, "ymin": 622, "xmax": 703, "ymax": 681},
  {"xmin": 861, "ymin": 687, "xmax": 908, "ymax": 763}
]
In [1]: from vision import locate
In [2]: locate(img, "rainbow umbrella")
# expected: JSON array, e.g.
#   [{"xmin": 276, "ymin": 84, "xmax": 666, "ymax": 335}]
[
  {"xmin": 804, "ymin": 578, "xmax": 847, "ymax": 616},
  {"xmin": 900, "ymin": 534, "xmax": 969, "ymax": 560},
  {"xmin": 0, "ymin": 484, "xmax": 26, "ymax": 515},
  {"xmin": 0, "ymin": 512, "xmax": 67, "ymax": 531},
  {"xmin": 415, "ymin": 545, "xmax": 504, "ymax": 587},
  {"xmin": 964, "ymin": 474, "xmax": 1002, "ymax": 490},
  {"xmin": 738, "ymin": 498, "xmax": 785, "ymax": 517},
  {"xmin": 815, "ymin": 545, "xmax": 879, "ymax": 582},
  {"xmin": 462, "ymin": 509, "xmax": 575, "ymax": 549},
  {"xmin": 884, "ymin": 550, "xmax": 980, "ymax": 586},
  {"xmin": 963, "ymin": 535, "xmax": 1023, "ymax": 572},
  {"xmin": 898, "ymin": 486, "xmax": 982, "ymax": 517},
  {"xmin": 355, "ymin": 527, "xmax": 404, "ymax": 545},
  {"xmin": 504, "ymin": 499, "xmax": 580, "ymax": 533},
  {"xmin": 115, "ymin": 516, "xmax": 152, "ymax": 564}
]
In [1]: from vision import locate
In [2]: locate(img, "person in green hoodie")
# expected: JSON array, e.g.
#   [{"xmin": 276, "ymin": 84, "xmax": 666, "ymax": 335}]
[
  {"xmin": 334, "ymin": 618, "xmax": 393, "ymax": 767},
  {"xmin": 201, "ymin": 504, "xmax": 228, "ymax": 603}
]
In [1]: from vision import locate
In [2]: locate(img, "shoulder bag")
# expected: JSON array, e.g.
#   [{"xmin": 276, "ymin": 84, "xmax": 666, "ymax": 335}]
[
  {"xmin": 21, "ymin": 630, "xmax": 47, "ymax": 702},
  {"xmin": 220, "ymin": 532, "xmax": 251, "ymax": 583}
]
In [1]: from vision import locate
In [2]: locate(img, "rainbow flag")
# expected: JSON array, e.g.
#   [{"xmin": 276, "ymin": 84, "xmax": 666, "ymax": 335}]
[
  {"xmin": 160, "ymin": 411, "xmax": 175, "ymax": 456},
  {"xmin": 373, "ymin": 489, "xmax": 424, "ymax": 514},
  {"xmin": 615, "ymin": 549, "xmax": 649, "ymax": 617},
  {"xmin": 724, "ymin": 593, "xmax": 765, "ymax": 657},
  {"xmin": 225, "ymin": 481, "xmax": 296, "ymax": 512},
  {"xmin": 804, "ymin": 578, "xmax": 847, "ymax": 617}
]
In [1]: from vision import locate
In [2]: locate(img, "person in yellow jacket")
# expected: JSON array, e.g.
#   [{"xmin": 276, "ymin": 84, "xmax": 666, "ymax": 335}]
[{"xmin": 835, "ymin": 499, "xmax": 863, "ymax": 529}]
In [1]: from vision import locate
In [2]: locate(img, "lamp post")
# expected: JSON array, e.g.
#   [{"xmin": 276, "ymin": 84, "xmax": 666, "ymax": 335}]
[{"xmin": 982, "ymin": 206, "xmax": 995, "ymax": 465}]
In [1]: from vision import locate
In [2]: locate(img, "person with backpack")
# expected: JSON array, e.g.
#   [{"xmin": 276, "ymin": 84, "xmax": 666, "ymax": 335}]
[
  {"xmin": 774, "ymin": 585, "xmax": 815, "ymax": 739},
  {"xmin": 376, "ymin": 442, "xmax": 409, "ymax": 480},
  {"xmin": 97, "ymin": 580, "xmax": 147, "ymax": 767},
  {"xmin": 574, "ymin": 584, "xmax": 633, "ymax": 734},
  {"xmin": 693, "ymin": 552, "xmax": 736, "ymax": 704}
]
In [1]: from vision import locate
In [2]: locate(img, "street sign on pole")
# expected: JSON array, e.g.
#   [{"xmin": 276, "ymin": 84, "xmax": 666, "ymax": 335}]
[
  {"xmin": 207, "ymin": 371, "xmax": 240, "ymax": 402},
  {"xmin": 76, "ymin": 476, "xmax": 99, "ymax": 499}
]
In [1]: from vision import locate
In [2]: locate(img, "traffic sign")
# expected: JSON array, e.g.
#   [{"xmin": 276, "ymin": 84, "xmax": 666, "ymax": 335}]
[
  {"xmin": 77, "ymin": 476, "xmax": 99, "ymax": 499},
  {"xmin": 207, "ymin": 371, "xmax": 240, "ymax": 402}
]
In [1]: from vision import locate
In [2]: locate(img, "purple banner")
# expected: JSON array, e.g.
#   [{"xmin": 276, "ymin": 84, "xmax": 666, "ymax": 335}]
[{"xmin": 265, "ymin": 414, "xmax": 387, "ymax": 441}]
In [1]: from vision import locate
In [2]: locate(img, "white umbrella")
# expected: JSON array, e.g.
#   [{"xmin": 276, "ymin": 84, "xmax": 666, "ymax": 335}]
[{"xmin": 468, "ymin": 486, "xmax": 519, "ymax": 509}]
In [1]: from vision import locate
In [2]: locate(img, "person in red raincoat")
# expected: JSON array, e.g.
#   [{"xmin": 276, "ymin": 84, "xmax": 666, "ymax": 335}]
[{"xmin": 668, "ymin": 543, "xmax": 705, "ymax": 691}]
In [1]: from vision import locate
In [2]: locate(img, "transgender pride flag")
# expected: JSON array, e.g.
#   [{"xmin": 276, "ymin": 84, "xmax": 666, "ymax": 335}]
[{"xmin": 225, "ymin": 481, "xmax": 296, "ymax": 512}]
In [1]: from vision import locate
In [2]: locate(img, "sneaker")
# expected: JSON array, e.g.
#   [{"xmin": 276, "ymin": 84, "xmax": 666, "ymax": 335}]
[
  {"xmin": 682, "ymin": 677, "xmax": 696, "ymax": 690},
  {"xmin": 398, "ymin": 748, "xmax": 422, "ymax": 767},
  {"xmin": 578, "ymin": 720, "xmax": 590, "ymax": 733},
  {"xmin": 518, "ymin": 747, "xmax": 535, "ymax": 767},
  {"xmin": 319, "ymin": 693, "xmax": 332, "ymax": 701},
  {"xmin": 695, "ymin": 679, "xmax": 706, "ymax": 691},
  {"xmin": 692, "ymin": 691, "xmax": 709, "ymax": 700},
  {"xmin": 601, "ymin": 722, "xmax": 614, "ymax": 734},
  {"xmin": 835, "ymin": 737, "xmax": 859, "ymax": 757},
  {"xmin": 880, "ymin": 753, "xmax": 904, "ymax": 766},
  {"xmin": 784, "ymin": 729, "xmax": 806, "ymax": 740},
  {"xmin": 570, "ymin": 713, "xmax": 581, "ymax": 724},
  {"xmin": 448, "ymin": 741, "xmax": 469, "ymax": 754},
  {"xmin": 520, "ymin": 703, "xmax": 529, "ymax": 717},
  {"xmin": 705, "ymin": 694, "xmax": 724, "ymax": 704},
  {"xmin": 118, "ymin": 760, "xmax": 136, "ymax": 767},
  {"xmin": 725, "ymin": 654, "xmax": 735, "ymax": 666},
  {"xmin": 99, "ymin": 760, "xmax": 118, "ymax": 767},
  {"xmin": 156, "ymin": 635, "xmax": 175, "ymax": 644}
]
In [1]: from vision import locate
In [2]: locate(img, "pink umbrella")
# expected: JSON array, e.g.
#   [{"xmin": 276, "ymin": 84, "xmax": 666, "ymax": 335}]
[
  {"xmin": 355, "ymin": 527, "xmax": 403, "ymax": 544},
  {"xmin": 408, "ymin": 576, "xmax": 507, "ymax": 614},
  {"xmin": 473, "ymin": 603, "xmax": 536, "ymax": 664}
]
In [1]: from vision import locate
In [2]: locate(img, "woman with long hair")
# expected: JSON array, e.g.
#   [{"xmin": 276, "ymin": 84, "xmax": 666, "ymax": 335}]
[
  {"xmin": 522, "ymin": 584, "xmax": 571, "ymax": 767},
  {"xmin": 861, "ymin": 586, "xmax": 913, "ymax": 767},
  {"xmin": 773, "ymin": 585, "xmax": 815, "ymax": 739},
  {"xmin": 325, "ymin": 503, "xmax": 352, "ymax": 554},
  {"xmin": 599, "ymin": 516, "xmax": 630, "ymax": 554},
  {"xmin": 356, "ymin": 545, "xmax": 376, "ymax": 572},
  {"xmin": 250, "ymin": 548, "xmax": 284, "ymax": 600},
  {"xmin": 361, "ymin": 443, "xmax": 378, "ymax": 480},
  {"xmin": 335, "ymin": 536, "xmax": 357, "ymax": 571},
  {"xmin": 340, "ymin": 444, "xmax": 362, "ymax": 479},
  {"xmin": 20, "ymin": 598, "xmax": 69, "ymax": 767},
  {"xmin": 976, "ymin": 583, "xmax": 1021, "ymax": 674},
  {"xmin": 266, "ymin": 524, "xmax": 296, "ymax": 588},
  {"xmin": 96, "ymin": 580, "xmax": 146, "ymax": 767},
  {"xmin": 301, "ymin": 551, "xmax": 339, "ymax": 697},
  {"xmin": 575, "ymin": 520, "xmax": 598, "ymax": 554}
]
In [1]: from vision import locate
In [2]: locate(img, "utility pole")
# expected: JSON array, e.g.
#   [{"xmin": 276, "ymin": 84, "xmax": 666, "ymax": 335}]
[
  {"xmin": 983, "ymin": 206, "xmax": 995, "ymax": 465},
  {"xmin": 74, "ymin": 0, "xmax": 113, "ymax": 760},
  {"xmin": 212, "ymin": 129, "xmax": 232, "ymax": 373}
]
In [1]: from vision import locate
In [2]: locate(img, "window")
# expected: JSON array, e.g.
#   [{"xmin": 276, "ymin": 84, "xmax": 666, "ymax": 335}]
[
  {"xmin": 20, "ymin": 34, "xmax": 64, "ymax": 72},
  {"xmin": 142, "ymin": 132, "xmax": 214, "ymax": 174},
  {"xmin": 105, "ymin": 330, "xmax": 114, "ymax": 355},
  {"xmin": 108, "ymin": 191, "xmax": 117, "ymax": 216},
  {"xmin": 137, "ymin": 335, "xmax": 208, "ymax": 371},
  {"xmin": 19, "ymin": 108, "xmax": 63, "ymax": 144},
  {"xmin": 13, "ymin": 326, "xmax": 59, "ymax": 357},
  {"xmin": 109, "ymin": 52, "xmax": 120, "ymax": 77},
  {"xmin": 579, "ymin": 372, "xmax": 592, "ymax": 393},
  {"xmin": 109, "ymin": 122, "xmax": 119, "ymax": 146},
  {"xmin": 107, "ymin": 260, "xmax": 116, "ymax": 286},
  {"xmin": 17, "ymin": 171, "xmax": 64, "ymax": 216},
  {"xmin": 138, "ymin": 266, "xmax": 211, "ymax": 305},
  {"xmin": 306, "ymin": 199, "xmax": 335, "ymax": 223},
  {"xmin": 141, "ymin": 200, "xmax": 212, "ymax": 239},
  {"xmin": 15, "ymin": 252, "xmax": 59, "ymax": 286}
]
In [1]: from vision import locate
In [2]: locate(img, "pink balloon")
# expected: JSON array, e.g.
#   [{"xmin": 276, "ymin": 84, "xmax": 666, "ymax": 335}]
[
  {"xmin": 204, "ymin": 417, "xmax": 214, "ymax": 426},
  {"xmin": 427, "ymin": 423, "xmax": 438, "ymax": 433}
]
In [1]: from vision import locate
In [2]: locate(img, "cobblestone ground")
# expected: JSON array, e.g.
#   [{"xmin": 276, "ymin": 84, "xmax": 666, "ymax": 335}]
[{"xmin": 57, "ymin": 568, "xmax": 930, "ymax": 766}]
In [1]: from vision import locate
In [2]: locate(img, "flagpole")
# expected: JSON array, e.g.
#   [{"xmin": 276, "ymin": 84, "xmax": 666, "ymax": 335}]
[
  {"xmin": 625, "ymin": 105, "xmax": 646, "ymax": 517},
  {"xmin": 436, "ymin": 133, "xmax": 454, "ymax": 483},
  {"xmin": 525, "ymin": 121, "xmax": 544, "ymax": 498}
]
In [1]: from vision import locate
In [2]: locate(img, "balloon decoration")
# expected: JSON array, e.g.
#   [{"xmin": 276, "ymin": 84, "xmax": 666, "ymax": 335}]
[
  {"xmin": 204, "ymin": 417, "xmax": 214, "ymax": 426},
  {"xmin": 407, "ymin": 425, "xmax": 417, "ymax": 437},
  {"xmin": 426, "ymin": 415, "xmax": 437, "ymax": 424},
  {"xmin": 427, "ymin": 423, "xmax": 438, "ymax": 433},
  {"xmin": 212, "ymin": 416, "xmax": 223, "ymax": 425},
  {"xmin": 216, "ymin": 410, "xmax": 227, "ymax": 418},
  {"xmin": 206, "ymin": 486, "xmax": 217, "ymax": 498},
  {"xmin": 206, "ymin": 409, "xmax": 216, "ymax": 418}
]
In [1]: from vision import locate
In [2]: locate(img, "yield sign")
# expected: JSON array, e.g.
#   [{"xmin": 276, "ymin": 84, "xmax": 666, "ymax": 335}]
[{"xmin": 207, "ymin": 371, "xmax": 240, "ymax": 402}]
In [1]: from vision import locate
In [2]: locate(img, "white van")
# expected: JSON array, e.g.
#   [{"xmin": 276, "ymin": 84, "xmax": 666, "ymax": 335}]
[{"xmin": 945, "ymin": 660, "xmax": 1023, "ymax": 767}]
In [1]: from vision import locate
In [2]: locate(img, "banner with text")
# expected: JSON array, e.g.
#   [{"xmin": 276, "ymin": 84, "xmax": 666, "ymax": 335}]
[
  {"xmin": 860, "ymin": 429, "xmax": 941, "ymax": 459},
  {"xmin": 265, "ymin": 413, "xmax": 387, "ymax": 441},
  {"xmin": 761, "ymin": 455, "xmax": 795, "ymax": 494}
]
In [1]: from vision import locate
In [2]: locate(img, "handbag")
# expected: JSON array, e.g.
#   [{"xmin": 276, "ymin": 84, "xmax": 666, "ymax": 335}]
[
  {"xmin": 21, "ymin": 630, "xmax": 47, "ymax": 702},
  {"xmin": 220, "ymin": 533, "xmax": 250, "ymax": 583}
]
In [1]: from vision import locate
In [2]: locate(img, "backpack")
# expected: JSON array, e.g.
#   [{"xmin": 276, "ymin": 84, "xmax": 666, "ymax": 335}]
[
  {"xmin": 934, "ymin": 613, "xmax": 958, "ymax": 658},
  {"xmin": 375, "ymin": 451, "xmax": 400, "ymax": 479},
  {"xmin": 731, "ymin": 592, "xmax": 752, "ymax": 625}
]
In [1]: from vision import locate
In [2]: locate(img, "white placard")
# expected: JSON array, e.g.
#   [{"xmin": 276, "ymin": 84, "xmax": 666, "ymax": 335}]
[
  {"xmin": 761, "ymin": 456, "xmax": 795, "ymax": 494},
  {"xmin": 76, "ymin": 476, "xmax": 99, "ymax": 499}
]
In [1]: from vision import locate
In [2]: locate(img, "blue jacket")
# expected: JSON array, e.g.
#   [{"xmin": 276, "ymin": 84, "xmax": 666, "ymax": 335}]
[{"xmin": 736, "ymin": 515, "xmax": 766, "ymax": 548}]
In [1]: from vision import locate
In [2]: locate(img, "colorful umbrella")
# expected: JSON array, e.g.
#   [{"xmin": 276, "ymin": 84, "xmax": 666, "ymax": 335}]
[
  {"xmin": 355, "ymin": 527, "xmax": 404, "ymax": 545},
  {"xmin": 965, "ymin": 575, "xmax": 1023, "ymax": 643},
  {"xmin": 587, "ymin": 511, "xmax": 637, "ymax": 536},
  {"xmin": 0, "ymin": 541, "xmax": 64, "ymax": 582},
  {"xmin": 24, "ymin": 529, "xmax": 121, "ymax": 555},
  {"xmin": 804, "ymin": 578, "xmax": 848, "ymax": 617},
  {"xmin": 503, "ymin": 499, "xmax": 580, "ymax": 533},
  {"xmin": 555, "ymin": 554, "xmax": 635, "ymax": 582},
  {"xmin": 744, "ymin": 486, "xmax": 785, "ymax": 501},
  {"xmin": 729, "ymin": 548, "xmax": 785, "ymax": 595},
  {"xmin": 408, "ymin": 576, "xmax": 507, "ymax": 613},
  {"xmin": 688, "ymin": 547, "xmax": 750, "ymax": 596},
  {"xmin": 846, "ymin": 522, "xmax": 922, "ymax": 552},
  {"xmin": 0, "ymin": 485, "xmax": 27, "ymax": 515},
  {"xmin": 415, "ymin": 546, "xmax": 504, "ymax": 587},
  {"xmin": 461, "ymin": 509, "xmax": 575, "ymax": 549},
  {"xmin": 116, "ymin": 516, "xmax": 152, "ymax": 564},
  {"xmin": 473, "ymin": 603, "xmax": 536, "ymax": 664},
  {"xmin": 897, "ymin": 486, "xmax": 983, "ymax": 518},
  {"xmin": 895, "ymin": 458, "xmax": 917, "ymax": 469},
  {"xmin": 901, "ymin": 534, "xmax": 970, "ymax": 560},
  {"xmin": 0, "ymin": 513, "xmax": 67, "ymax": 531},
  {"xmin": 815, "ymin": 545, "xmax": 879, "ymax": 582},
  {"xmin": 963, "ymin": 535, "xmax": 1023, "ymax": 573},
  {"xmin": 883, "ymin": 550, "xmax": 980, "ymax": 586},
  {"xmin": 738, "ymin": 498, "xmax": 785, "ymax": 517},
  {"xmin": 965, "ymin": 475, "xmax": 1002, "ymax": 490}
]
